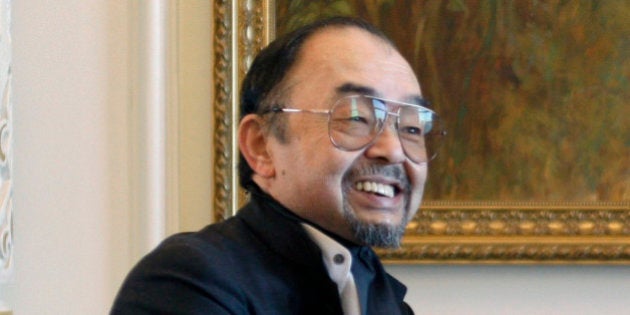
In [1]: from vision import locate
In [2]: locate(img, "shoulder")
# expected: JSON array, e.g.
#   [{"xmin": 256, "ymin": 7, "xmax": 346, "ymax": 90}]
[
  {"xmin": 132, "ymin": 214, "xmax": 265, "ymax": 281},
  {"xmin": 111, "ymin": 200, "xmax": 330, "ymax": 314},
  {"xmin": 111, "ymin": 218, "xmax": 257, "ymax": 314}
]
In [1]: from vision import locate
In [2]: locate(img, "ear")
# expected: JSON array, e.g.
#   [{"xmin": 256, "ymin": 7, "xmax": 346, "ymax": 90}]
[{"xmin": 238, "ymin": 114, "xmax": 276, "ymax": 178}]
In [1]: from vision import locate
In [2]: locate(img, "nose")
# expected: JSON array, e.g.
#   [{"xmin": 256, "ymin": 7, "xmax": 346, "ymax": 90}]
[{"xmin": 363, "ymin": 117, "xmax": 407, "ymax": 163}]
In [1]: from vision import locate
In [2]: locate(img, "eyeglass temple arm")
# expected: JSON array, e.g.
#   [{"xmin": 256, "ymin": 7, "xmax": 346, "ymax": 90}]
[{"xmin": 270, "ymin": 107, "xmax": 330, "ymax": 115}]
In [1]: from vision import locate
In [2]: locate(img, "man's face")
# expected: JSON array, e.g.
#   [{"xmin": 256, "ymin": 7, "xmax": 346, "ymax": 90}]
[{"xmin": 264, "ymin": 27, "xmax": 428, "ymax": 247}]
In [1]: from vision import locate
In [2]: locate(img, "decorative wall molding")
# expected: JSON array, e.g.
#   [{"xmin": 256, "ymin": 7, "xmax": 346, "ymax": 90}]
[{"xmin": 0, "ymin": 0, "xmax": 12, "ymax": 281}]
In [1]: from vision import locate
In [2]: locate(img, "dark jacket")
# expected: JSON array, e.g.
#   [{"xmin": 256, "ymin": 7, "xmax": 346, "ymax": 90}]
[{"xmin": 111, "ymin": 189, "xmax": 413, "ymax": 314}]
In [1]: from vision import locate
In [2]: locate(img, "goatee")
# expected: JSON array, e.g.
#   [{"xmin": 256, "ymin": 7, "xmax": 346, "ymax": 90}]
[
  {"xmin": 342, "ymin": 163, "xmax": 412, "ymax": 248},
  {"xmin": 344, "ymin": 209, "xmax": 409, "ymax": 248}
]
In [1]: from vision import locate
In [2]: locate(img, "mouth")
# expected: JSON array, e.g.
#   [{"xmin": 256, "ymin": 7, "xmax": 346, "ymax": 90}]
[{"xmin": 354, "ymin": 180, "xmax": 401, "ymax": 198}]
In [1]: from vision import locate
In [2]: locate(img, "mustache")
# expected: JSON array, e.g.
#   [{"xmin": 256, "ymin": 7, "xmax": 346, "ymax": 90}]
[{"xmin": 346, "ymin": 163, "xmax": 410, "ymax": 190}]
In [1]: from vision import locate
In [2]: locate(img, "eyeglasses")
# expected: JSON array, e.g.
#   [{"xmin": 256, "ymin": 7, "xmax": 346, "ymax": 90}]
[{"xmin": 267, "ymin": 94, "xmax": 446, "ymax": 163}]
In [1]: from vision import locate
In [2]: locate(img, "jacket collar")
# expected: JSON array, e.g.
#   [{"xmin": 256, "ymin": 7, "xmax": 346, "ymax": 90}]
[
  {"xmin": 237, "ymin": 185, "xmax": 328, "ymax": 272},
  {"xmin": 238, "ymin": 184, "xmax": 409, "ymax": 311}
]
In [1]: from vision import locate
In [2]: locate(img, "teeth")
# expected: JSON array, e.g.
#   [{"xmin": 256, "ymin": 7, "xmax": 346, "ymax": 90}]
[{"xmin": 355, "ymin": 181, "xmax": 395, "ymax": 198}]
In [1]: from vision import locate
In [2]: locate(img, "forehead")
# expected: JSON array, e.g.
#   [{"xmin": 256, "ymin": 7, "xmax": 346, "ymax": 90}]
[{"xmin": 283, "ymin": 26, "xmax": 422, "ymax": 103}]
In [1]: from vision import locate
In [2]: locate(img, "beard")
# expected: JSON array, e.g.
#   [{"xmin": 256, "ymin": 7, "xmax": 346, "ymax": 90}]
[
  {"xmin": 342, "ymin": 163, "xmax": 413, "ymax": 248},
  {"xmin": 342, "ymin": 203, "xmax": 410, "ymax": 248}
]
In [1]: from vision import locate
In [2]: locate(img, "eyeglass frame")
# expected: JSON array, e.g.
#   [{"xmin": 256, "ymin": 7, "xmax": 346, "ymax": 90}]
[{"xmin": 263, "ymin": 94, "xmax": 446, "ymax": 163}]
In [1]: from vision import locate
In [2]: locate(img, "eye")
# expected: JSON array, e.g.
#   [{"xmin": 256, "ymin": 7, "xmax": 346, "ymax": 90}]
[
  {"xmin": 348, "ymin": 115, "xmax": 369, "ymax": 124},
  {"xmin": 400, "ymin": 125, "xmax": 423, "ymax": 135}
]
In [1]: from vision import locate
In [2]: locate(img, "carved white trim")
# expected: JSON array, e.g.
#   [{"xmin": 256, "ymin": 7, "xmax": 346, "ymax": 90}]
[{"xmin": 0, "ymin": 0, "xmax": 12, "ymax": 281}]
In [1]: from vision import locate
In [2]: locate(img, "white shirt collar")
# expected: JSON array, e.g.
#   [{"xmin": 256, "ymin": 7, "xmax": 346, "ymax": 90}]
[
  {"xmin": 301, "ymin": 223, "xmax": 361, "ymax": 315},
  {"xmin": 301, "ymin": 223, "xmax": 352, "ymax": 285}
]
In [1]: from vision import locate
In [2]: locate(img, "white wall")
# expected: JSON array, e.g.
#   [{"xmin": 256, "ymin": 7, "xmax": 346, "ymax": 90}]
[
  {"xmin": 175, "ymin": 1, "xmax": 214, "ymax": 233},
  {"xmin": 6, "ymin": 1, "xmax": 132, "ymax": 314},
  {"xmin": 386, "ymin": 265, "xmax": 630, "ymax": 315},
  {"xmin": 2, "ymin": 1, "xmax": 629, "ymax": 315}
]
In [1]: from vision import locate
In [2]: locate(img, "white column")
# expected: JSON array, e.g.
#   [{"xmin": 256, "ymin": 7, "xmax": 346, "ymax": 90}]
[{"xmin": 128, "ymin": 0, "xmax": 174, "ymax": 261}]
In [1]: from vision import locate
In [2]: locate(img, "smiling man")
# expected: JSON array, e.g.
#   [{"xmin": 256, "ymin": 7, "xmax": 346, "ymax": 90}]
[{"xmin": 112, "ymin": 17, "xmax": 444, "ymax": 315}]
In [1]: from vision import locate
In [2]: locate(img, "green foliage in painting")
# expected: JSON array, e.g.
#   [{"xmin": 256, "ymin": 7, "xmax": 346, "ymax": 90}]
[{"xmin": 276, "ymin": 0, "xmax": 629, "ymax": 202}]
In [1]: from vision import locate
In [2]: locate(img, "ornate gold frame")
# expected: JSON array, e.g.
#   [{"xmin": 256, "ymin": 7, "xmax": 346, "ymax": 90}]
[{"xmin": 212, "ymin": 0, "xmax": 630, "ymax": 264}]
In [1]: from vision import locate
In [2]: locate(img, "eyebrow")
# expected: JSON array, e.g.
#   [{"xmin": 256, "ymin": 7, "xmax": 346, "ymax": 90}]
[
  {"xmin": 409, "ymin": 95, "xmax": 431, "ymax": 108},
  {"xmin": 336, "ymin": 82, "xmax": 377, "ymax": 96},
  {"xmin": 335, "ymin": 82, "xmax": 430, "ymax": 107}
]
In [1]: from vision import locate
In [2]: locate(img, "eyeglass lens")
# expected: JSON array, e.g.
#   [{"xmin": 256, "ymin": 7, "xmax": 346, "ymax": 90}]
[{"xmin": 328, "ymin": 95, "xmax": 444, "ymax": 163}]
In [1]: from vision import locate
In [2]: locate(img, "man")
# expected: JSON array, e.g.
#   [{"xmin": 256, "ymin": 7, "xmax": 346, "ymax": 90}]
[{"xmin": 112, "ymin": 16, "xmax": 444, "ymax": 315}]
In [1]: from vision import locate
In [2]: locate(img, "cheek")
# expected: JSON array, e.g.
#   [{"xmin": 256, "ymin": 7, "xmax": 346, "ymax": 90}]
[
  {"xmin": 286, "ymin": 117, "xmax": 329, "ymax": 147},
  {"xmin": 410, "ymin": 162, "xmax": 428, "ymax": 184},
  {"xmin": 294, "ymin": 121, "xmax": 345, "ymax": 165},
  {"xmin": 408, "ymin": 163, "xmax": 428, "ymax": 202},
  {"xmin": 286, "ymin": 117, "xmax": 363, "ymax": 184}
]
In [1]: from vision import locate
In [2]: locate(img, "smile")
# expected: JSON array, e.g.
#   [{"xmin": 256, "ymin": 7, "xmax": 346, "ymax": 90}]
[{"xmin": 355, "ymin": 181, "xmax": 397, "ymax": 198}]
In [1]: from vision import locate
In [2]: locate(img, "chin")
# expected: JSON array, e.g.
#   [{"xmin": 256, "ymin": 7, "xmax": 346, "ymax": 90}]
[
  {"xmin": 344, "ymin": 211, "xmax": 408, "ymax": 248},
  {"xmin": 358, "ymin": 212, "xmax": 405, "ymax": 226}
]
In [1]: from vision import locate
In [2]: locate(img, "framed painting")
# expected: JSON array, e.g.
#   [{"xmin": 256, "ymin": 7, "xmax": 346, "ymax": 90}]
[{"xmin": 213, "ymin": 0, "xmax": 630, "ymax": 264}]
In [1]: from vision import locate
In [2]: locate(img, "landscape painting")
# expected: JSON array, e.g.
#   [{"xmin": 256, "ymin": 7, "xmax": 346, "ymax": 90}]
[{"xmin": 275, "ymin": 0, "xmax": 629, "ymax": 202}]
